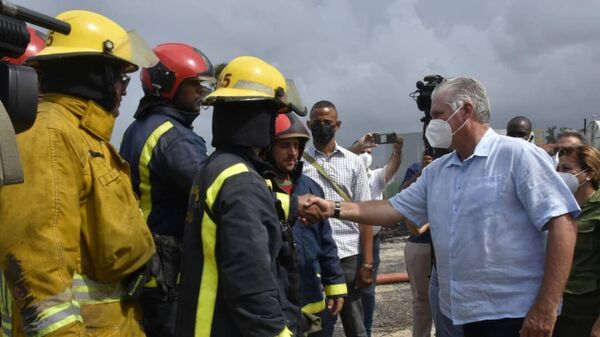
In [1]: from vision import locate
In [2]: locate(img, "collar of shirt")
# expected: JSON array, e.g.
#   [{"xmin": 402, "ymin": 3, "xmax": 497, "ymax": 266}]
[
  {"xmin": 306, "ymin": 142, "xmax": 345, "ymax": 159},
  {"xmin": 582, "ymin": 188, "xmax": 600, "ymax": 208},
  {"xmin": 43, "ymin": 93, "xmax": 116, "ymax": 142},
  {"xmin": 445, "ymin": 128, "xmax": 496, "ymax": 168}
]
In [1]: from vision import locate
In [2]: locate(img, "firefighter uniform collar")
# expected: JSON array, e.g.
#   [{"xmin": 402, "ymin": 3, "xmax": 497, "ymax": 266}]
[
  {"xmin": 43, "ymin": 93, "xmax": 115, "ymax": 141},
  {"xmin": 152, "ymin": 105, "xmax": 198, "ymax": 129},
  {"xmin": 135, "ymin": 96, "xmax": 198, "ymax": 128},
  {"xmin": 218, "ymin": 146, "xmax": 275, "ymax": 179}
]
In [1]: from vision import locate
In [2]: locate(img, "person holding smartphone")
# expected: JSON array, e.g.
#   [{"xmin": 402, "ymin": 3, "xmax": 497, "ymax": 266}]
[{"xmin": 349, "ymin": 132, "xmax": 403, "ymax": 337}]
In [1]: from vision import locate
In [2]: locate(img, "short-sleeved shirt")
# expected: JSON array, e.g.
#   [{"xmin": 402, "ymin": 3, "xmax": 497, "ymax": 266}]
[
  {"xmin": 366, "ymin": 167, "xmax": 393, "ymax": 235},
  {"xmin": 389, "ymin": 128, "xmax": 580, "ymax": 324},
  {"xmin": 303, "ymin": 143, "xmax": 371, "ymax": 259},
  {"xmin": 401, "ymin": 162, "xmax": 432, "ymax": 244}
]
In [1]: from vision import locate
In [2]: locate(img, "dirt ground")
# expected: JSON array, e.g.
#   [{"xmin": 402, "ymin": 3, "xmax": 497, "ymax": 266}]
[{"xmin": 332, "ymin": 224, "xmax": 432, "ymax": 337}]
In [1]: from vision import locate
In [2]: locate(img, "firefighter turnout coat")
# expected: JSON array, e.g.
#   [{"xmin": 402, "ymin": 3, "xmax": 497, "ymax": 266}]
[
  {"xmin": 0, "ymin": 94, "xmax": 155, "ymax": 336},
  {"xmin": 177, "ymin": 147, "xmax": 298, "ymax": 337}
]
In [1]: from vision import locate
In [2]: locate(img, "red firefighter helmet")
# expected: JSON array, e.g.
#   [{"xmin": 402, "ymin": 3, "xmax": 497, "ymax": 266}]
[
  {"xmin": 2, "ymin": 26, "xmax": 46, "ymax": 65},
  {"xmin": 274, "ymin": 112, "xmax": 310, "ymax": 160},
  {"xmin": 141, "ymin": 42, "xmax": 215, "ymax": 99}
]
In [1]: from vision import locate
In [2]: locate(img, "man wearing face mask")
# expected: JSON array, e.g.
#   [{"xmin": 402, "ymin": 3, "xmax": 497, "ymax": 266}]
[
  {"xmin": 305, "ymin": 77, "xmax": 581, "ymax": 337},
  {"xmin": 302, "ymin": 101, "xmax": 372, "ymax": 337},
  {"xmin": 348, "ymin": 132, "xmax": 403, "ymax": 337},
  {"xmin": 119, "ymin": 42, "xmax": 215, "ymax": 337},
  {"xmin": 506, "ymin": 116, "xmax": 534, "ymax": 142}
]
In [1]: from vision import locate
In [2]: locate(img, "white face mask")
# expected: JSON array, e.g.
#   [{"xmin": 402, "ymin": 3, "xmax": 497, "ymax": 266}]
[
  {"xmin": 553, "ymin": 153, "xmax": 560, "ymax": 168},
  {"xmin": 527, "ymin": 131, "xmax": 535, "ymax": 143},
  {"xmin": 359, "ymin": 152, "xmax": 372, "ymax": 169},
  {"xmin": 557, "ymin": 169, "xmax": 587, "ymax": 194},
  {"xmin": 425, "ymin": 104, "xmax": 468, "ymax": 149}
]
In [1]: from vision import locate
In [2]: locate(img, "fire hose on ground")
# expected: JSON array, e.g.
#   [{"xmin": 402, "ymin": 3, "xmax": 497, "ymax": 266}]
[{"xmin": 376, "ymin": 272, "xmax": 409, "ymax": 285}]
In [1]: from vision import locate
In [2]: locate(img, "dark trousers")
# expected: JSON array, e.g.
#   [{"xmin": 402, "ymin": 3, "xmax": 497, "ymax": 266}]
[
  {"xmin": 306, "ymin": 310, "xmax": 326, "ymax": 337},
  {"xmin": 322, "ymin": 255, "xmax": 367, "ymax": 337},
  {"xmin": 463, "ymin": 318, "xmax": 525, "ymax": 337},
  {"xmin": 555, "ymin": 288, "xmax": 600, "ymax": 337},
  {"xmin": 360, "ymin": 233, "xmax": 381, "ymax": 337},
  {"xmin": 139, "ymin": 288, "xmax": 178, "ymax": 337}
]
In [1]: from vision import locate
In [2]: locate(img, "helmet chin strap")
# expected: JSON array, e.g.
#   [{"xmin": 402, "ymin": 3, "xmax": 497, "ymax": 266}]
[{"xmin": 103, "ymin": 63, "xmax": 119, "ymax": 113}]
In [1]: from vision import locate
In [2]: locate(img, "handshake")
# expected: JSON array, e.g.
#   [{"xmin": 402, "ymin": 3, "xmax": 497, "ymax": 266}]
[{"xmin": 296, "ymin": 194, "xmax": 335, "ymax": 224}]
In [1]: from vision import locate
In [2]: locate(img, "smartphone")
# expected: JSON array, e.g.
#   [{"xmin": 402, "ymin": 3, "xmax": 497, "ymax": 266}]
[{"xmin": 373, "ymin": 133, "xmax": 397, "ymax": 144}]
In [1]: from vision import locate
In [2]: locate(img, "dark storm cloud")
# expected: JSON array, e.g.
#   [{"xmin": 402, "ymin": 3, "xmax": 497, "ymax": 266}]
[{"xmin": 16, "ymin": 0, "xmax": 600, "ymax": 149}]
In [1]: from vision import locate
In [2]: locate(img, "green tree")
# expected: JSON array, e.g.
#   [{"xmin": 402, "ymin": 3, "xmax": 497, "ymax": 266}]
[
  {"xmin": 545, "ymin": 126, "xmax": 576, "ymax": 143},
  {"xmin": 545, "ymin": 126, "xmax": 557, "ymax": 143}
]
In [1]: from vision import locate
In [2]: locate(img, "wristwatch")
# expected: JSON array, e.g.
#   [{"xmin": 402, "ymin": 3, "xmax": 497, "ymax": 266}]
[{"xmin": 333, "ymin": 201, "xmax": 341, "ymax": 218}]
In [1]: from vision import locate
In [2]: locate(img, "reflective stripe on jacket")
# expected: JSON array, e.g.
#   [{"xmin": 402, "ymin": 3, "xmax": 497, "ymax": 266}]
[
  {"xmin": 0, "ymin": 273, "xmax": 12, "ymax": 337},
  {"xmin": 292, "ymin": 174, "xmax": 347, "ymax": 313},
  {"xmin": 178, "ymin": 148, "xmax": 297, "ymax": 337},
  {"xmin": 120, "ymin": 105, "xmax": 208, "ymax": 238},
  {"xmin": 0, "ymin": 94, "xmax": 155, "ymax": 336}
]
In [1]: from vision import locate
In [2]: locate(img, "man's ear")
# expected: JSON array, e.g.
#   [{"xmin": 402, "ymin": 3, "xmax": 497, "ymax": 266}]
[
  {"xmin": 306, "ymin": 120, "xmax": 311, "ymax": 129},
  {"xmin": 463, "ymin": 102, "xmax": 474, "ymax": 120},
  {"xmin": 336, "ymin": 120, "xmax": 342, "ymax": 129}
]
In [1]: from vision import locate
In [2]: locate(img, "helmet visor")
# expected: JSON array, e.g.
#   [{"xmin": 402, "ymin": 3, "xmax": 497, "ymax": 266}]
[
  {"xmin": 197, "ymin": 76, "xmax": 217, "ymax": 92},
  {"xmin": 111, "ymin": 30, "xmax": 159, "ymax": 72},
  {"xmin": 282, "ymin": 79, "xmax": 307, "ymax": 116}
]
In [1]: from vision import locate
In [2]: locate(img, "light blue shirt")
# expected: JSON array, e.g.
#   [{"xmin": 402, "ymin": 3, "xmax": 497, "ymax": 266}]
[{"xmin": 389, "ymin": 129, "xmax": 580, "ymax": 324}]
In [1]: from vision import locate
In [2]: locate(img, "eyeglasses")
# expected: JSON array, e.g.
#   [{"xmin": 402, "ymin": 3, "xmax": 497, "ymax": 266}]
[
  {"xmin": 198, "ymin": 79, "xmax": 216, "ymax": 96},
  {"xmin": 120, "ymin": 74, "xmax": 131, "ymax": 89}
]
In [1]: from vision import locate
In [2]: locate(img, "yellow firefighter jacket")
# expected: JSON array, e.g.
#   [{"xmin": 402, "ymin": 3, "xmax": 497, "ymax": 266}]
[{"xmin": 0, "ymin": 94, "xmax": 155, "ymax": 336}]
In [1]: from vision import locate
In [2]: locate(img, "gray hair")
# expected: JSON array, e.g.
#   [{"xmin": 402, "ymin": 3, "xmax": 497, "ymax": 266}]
[
  {"xmin": 432, "ymin": 77, "xmax": 491, "ymax": 124},
  {"xmin": 557, "ymin": 129, "xmax": 587, "ymax": 145}
]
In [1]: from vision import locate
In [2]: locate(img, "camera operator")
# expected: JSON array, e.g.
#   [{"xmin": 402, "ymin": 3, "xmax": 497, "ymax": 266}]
[
  {"xmin": 0, "ymin": 10, "xmax": 157, "ymax": 336},
  {"xmin": 1, "ymin": 26, "xmax": 45, "ymax": 65},
  {"xmin": 0, "ymin": 24, "xmax": 45, "ymax": 337}
]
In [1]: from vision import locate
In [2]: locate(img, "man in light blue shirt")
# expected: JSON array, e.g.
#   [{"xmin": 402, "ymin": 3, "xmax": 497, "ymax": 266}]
[{"xmin": 304, "ymin": 77, "xmax": 580, "ymax": 337}]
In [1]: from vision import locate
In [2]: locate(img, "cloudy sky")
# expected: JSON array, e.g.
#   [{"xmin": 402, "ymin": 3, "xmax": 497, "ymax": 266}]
[{"xmin": 16, "ymin": 0, "xmax": 600, "ymax": 154}]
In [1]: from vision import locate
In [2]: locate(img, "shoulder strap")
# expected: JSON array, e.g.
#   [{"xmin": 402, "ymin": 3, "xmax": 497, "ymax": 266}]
[
  {"xmin": 302, "ymin": 152, "xmax": 351, "ymax": 202},
  {"xmin": 0, "ymin": 102, "xmax": 24, "ymax": 186}
]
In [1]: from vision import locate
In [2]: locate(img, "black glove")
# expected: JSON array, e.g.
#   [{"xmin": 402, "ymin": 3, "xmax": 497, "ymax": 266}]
[
  {"xmin": 153, "ymin": 234, "xmax": 182, "ymax": 291},
  {"xmin": 123, "ymin": 253, "xmax": 163, "ymax": 300}
]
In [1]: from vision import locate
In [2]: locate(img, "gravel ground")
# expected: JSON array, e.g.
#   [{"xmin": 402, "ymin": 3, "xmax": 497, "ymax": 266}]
[
  {"xmin": 331, "ymin": 223, "xmax": 430, "ymax": 337},
  {"xmin": 369, "ymin": 236, "xmax": 414, "ymax": 337}
]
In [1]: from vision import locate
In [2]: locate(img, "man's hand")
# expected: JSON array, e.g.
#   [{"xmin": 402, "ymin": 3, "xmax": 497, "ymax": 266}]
[
  {"xmin": 520, "ymin": 214, "xmax": 576, "ymax": 337},
  {"xmin": 297, "ymin": 194, "xmax": 327, "ymax": 224},
  {"xmin": 349, "ymin": 132, "xmax": 377, "ymax": 154},
  {"xmin": 327, "ymin": 297, "xmax": 344, "ymax": 315},
  {"xmin": 303, "ymin": 196, "xmax": 334, "ymax": 220},
  {"xmin": 422, "ymin": 154, "xmax": 433, "ymax": 168},
  {"xmin": 392, "ymin": 134, "xmax": 404, "ymax": 154},
  {"xmin": 355, "ymin": 265, "xmax": 373, "ymax": 289},
  {"xmin": 591, "ymin": 314, "xmax": 600, "ymax": 337},
  {"xmin": 519, "ymin": 302, "xmax": 557, "ymax": 337}
]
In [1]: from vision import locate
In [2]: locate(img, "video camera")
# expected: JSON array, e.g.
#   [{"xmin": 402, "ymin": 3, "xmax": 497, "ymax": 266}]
[
  {"xmin": 0, "ymin": 1, "xmax": 70, "ymax": 186},
  {"xmin": 409, "ymin": 74, "xmax": 451, "ymax": 158}
]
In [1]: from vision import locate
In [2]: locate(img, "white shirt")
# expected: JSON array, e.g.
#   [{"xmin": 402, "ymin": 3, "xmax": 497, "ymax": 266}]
[
  {"xmin": 389, "ymin": 129, "xmax": 580, "ymax": 324},
  {"xmin": 303, "ymin": 142, "xmax": 371, "ymax": 259},
  {"xmin": 366, "ymin": 166, "xmax": 393, "ymax": 235}
]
